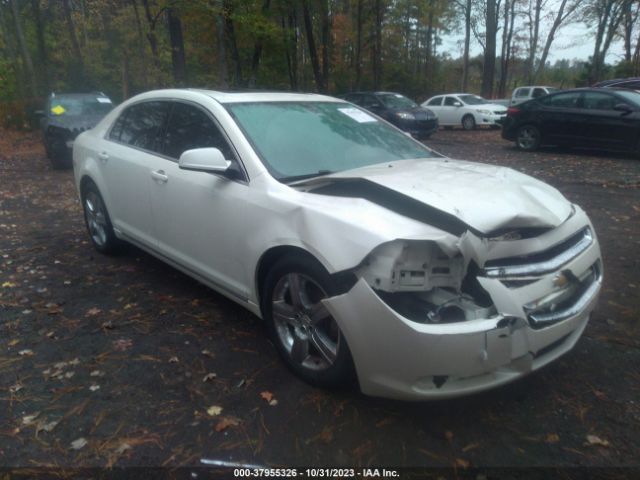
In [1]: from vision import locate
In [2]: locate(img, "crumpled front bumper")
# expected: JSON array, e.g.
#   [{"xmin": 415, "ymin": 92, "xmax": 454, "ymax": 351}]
[{"xmin": 323, "ymin": 212, "xmax": 602, "ymax": 400}]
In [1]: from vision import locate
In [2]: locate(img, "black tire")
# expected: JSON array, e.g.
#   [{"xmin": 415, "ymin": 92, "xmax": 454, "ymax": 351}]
[
  {"xmin": 462, "ymin": 114, "xmax": 476, "ymax": 131},
  {"xmin": 261, "ymin": 254, "xmax": 356, "ymax": 389},
  {"xmin": 81, "ymin": 181, "xmax": 119, "ymax": 254},
  {"xmin": 516, "ymin": 124, "xmax": 541, "ymax": 151}
]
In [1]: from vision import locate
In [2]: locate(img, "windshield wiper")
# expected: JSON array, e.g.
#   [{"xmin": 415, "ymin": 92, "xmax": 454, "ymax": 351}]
[{"xmin": 280, "ymin": 170, "xmax": 335, "ymax": 184}]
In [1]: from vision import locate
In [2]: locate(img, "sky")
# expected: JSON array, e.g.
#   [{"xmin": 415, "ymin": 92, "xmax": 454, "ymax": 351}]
[{"xmin": 442, "ymin": 21, "xmax": 626, "ymax": 65}]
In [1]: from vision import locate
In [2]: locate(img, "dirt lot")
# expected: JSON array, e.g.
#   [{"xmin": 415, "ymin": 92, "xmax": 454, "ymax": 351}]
[{"xmin": 1, "ymin": 127, "xmax": 639, "ymax": 475}]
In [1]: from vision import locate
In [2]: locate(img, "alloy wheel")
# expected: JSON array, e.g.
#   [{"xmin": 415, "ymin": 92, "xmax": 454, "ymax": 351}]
[
  {"xmin": 271, "ymin": 273, "xmax": 340, "ymax": 371},
  {"xmin": 84, "ymin": 191, "xmax": 108, "ymax": 248}
]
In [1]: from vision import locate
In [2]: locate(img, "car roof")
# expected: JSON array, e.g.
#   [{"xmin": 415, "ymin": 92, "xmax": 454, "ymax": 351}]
[{"xmin": 132, "ymin": 88, "xmax": 345, "ymax": 104}]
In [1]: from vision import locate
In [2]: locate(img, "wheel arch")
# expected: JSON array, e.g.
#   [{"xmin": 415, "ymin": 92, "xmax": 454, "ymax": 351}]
[{"xmin": 254, "ymin": 245, "xmax": 357, "ymax": 315}]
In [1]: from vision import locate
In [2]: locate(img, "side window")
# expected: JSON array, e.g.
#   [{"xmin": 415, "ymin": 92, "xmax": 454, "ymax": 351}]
[
  {"xmin": 427, "ymin": 97, "xmax": 442, "ymax": 106},
  {"xmin": 444, "ymin": 96, "xmax": 458, "ymax": 106},
  {"xmin": 515, "ymin": 88, "xmax": 530, "ymax": 98},
  {"xmin": 162, "ymin": 102, "xmax": 234, "ymax": 160},
  {"xmin": 540, "ymin": 92, "xmax": 580, "ymax": 108},
  {"xmin": 108, "ymin": 112, "xmax": 127, "ymax": 141},
  {"xmin": 119, "ymin": 101, "xmax": 170, "ymax": 153},
  {"xmin": 362, "ymin": 95, "xmax": 381, "ymax": 108},
  {"xmin": 581, "ymin": 92, "xmax": 617, "ymax": 110},
  {"xmin": 532, "ymin": 88, "xmax": 546, "ymax": 98}
]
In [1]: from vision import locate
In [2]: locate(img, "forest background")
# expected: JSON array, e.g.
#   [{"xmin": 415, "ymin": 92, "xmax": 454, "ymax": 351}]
[{"xmin": 1, "ymin": 0, "xmax": 639, "ymax": 128}]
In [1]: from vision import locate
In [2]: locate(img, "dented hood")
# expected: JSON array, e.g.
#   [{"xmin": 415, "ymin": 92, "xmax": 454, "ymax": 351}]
[{"xmin": 299, "ymin": 158, "xmax": 572, "ymax": 235}]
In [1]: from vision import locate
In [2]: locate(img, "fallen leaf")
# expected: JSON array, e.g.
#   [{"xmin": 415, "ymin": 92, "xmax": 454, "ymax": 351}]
[
  {"xmin": 546, "ymin": 433, "xmax": 560, "ymax": 444},
  {"xmin": 102, "ymin": 320, "xmax": 115, "ymax": 330},
  {"xmin": 64, "ymin": 371, "xmax": 75, "ymax": 379},
  {"xmin": 202, "ymin": 373, "xmax": 217, "ymax": 382},
  {"xmin": 90, "ymin": 370, "xmax": 104, "ymax": 377},
  {"xmin": 8, "ymin": 339, "xmax": 19, "ymax": 346},
  {"xmin": 68, "ymin": 358, "xmax": 80, "ymax": 366},
  {"xmin": 168, "ymin": 356, "xmax": 179, "ymax": 363},
  {"xmin": 70, "ymin": 437, "xmax": 88, "ymax": 450},
  {"xmin": 215, "ymin": 416, "xmax": 241, "ymax": 432},
  {"xmin": 260, "ymin": 391, "xmax": 274, "ymax": 403},
  {"xmin": 89, "ymin": 385, "xmax": 100, "ymax": 392},
  {"xmin": 85, "ymin": 307, "xmax": 101, "ymax": 317},
  {"xmin": 462, "ymin": 442, "xmax": 481, "ymax": 452},
  {"xmin": 22, "ymin": 413, "xmax": 40, "ymax": 425},
  {"xmin": 112, "ymin": 338, "xmax": 133, "ymax": 352},
  {"xmin": 269, "ymin": 399, "xmax": 278, "ymax": 406},
  {"xmin": 2, "ymin": 281, "xmax": 16, "ymax": 288},
  {"xmin": 37, "ymin": 419, "xmax": 59, "ymax": 433},
  {"xmin": 207, "ymin": 406, "xmax": 223, "ymax": 417},
  {"xmin": 116, "ymin": 442, "xmax": 132, "ymax": 455},
  {"xmin": 201, "ymin": 349, "xmax": 214, "ymax": 358},
  {"xmin": 585, "ymin": 435, "xmax": 609, "ymax": 447},
  {"xmin": 18, "ymin": 349, "xmax": 34, "ymax": 356},
  {"xmin": 454, "ymin": 458, "xmax": 470, "ymax": 469},
  {"xmin": 9, "ymin": 383, "xmax": 23, "ymax": 393}
]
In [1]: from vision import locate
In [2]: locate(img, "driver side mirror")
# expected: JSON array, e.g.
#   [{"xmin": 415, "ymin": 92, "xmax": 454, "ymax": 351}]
[
  {"xmin": 613, "ymin": 103, "xmax": 633, "ymax": 114},
  {"xmin": 178, "ymin": 147, "xmax": 231, "ymax": 173}
]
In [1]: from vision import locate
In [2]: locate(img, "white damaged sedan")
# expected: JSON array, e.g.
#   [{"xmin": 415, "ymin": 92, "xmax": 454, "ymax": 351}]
[{"xmin": 73, "ymin": 89, "xmax": 602, "ymax": 400}]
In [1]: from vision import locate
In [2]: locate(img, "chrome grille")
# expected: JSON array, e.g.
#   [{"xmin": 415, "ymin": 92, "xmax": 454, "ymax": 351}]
[{"xmin": 482, "ymin": 227, "xmax": 593, "ymax": 279}]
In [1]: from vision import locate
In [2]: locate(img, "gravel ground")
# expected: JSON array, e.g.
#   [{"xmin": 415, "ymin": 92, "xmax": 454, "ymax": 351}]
[{"xmin": 0, "ymin": 127, "xmax": 639, "ymax": 476}]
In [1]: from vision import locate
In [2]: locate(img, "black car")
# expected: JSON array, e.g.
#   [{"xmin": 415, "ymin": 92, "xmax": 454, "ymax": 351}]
[
  {"xmin": 37, "ymin": 92, "xmax": 114, "ymax": 169},
  {"xmin": 502, "ymin": 88, "xmax": 640, "ymax": 153},
  {"xmin": 342, "ymin": 91, "xmax": 439, "ymax": 138}
]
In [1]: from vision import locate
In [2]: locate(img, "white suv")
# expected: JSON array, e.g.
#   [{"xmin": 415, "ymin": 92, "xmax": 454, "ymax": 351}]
[{"xmin": 510, "ymin": 86, "xmax": 559, "ymax": 106}]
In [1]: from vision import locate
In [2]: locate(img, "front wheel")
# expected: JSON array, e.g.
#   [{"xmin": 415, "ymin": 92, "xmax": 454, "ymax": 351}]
[
  {"xmin": 516, "ymin": 124, "xmax": 541, "ymax": 151},
  {"xmin": 462, "ymin": 114, "xmax": 476, "ymax": 131},
  {"xmin": 261, "ymin": 255, "xmax": 355, "ymax": 389}
]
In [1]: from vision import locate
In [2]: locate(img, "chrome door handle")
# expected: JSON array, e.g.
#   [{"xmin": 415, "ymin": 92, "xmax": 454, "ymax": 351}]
[
  {"xmin": 151, "ymin": 170, "xmax": 168, "ymax": 183},
  {"xmin": 98, "ymin": 152, "xmax": 109, "ymax": 162}
]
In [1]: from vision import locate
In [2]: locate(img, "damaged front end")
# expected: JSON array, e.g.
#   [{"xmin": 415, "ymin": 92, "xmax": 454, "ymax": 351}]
[{"xmin": 322, "ymin": 206, "xmax": 602, "ymax": 400}]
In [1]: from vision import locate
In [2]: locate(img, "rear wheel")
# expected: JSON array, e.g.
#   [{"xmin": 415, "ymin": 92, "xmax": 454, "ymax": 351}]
[
  {"xmin": 516, "ymin": 124, "xmax": 541, "ymax": 151},
  {"xmin": 462, "ymin": 114, "xmax": 476, "ymax": 131},
  {"xmin": 261, "ymin": 255, "xmax": 355, "ymax": 389},
  {"xmin": 81, "ymin": 182, "xmax": 119, "ymax": 254}
]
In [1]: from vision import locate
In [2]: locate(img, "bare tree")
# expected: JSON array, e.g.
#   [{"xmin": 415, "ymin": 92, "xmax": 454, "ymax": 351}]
[
  {"xmin": 9, "ymin": 0, "xmax": 37, "ymax": 98},
  {"xmin": 481, "ymin": 0, "xmax": 498, "ymax": 97}
]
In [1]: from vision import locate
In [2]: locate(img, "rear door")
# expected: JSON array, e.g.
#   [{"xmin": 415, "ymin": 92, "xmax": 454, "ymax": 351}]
[
  {"xmin": 148, "ymin": 101, "xmax": 251, "ymax": 299},
  {"xmin": 100, "ymin": 101, "xmax": 170, "ymax": 248},
  {"xmin": 424, "ymin": 96, "xmax": 444, "ymax": 122}
]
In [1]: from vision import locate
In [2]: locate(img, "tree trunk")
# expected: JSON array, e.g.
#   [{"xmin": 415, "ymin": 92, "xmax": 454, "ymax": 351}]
[
  {"xmin": 535, "ymin": 0, "xmax": 578, "ymax": 81},
  {"xmin": 481, "ymin": 0, "xmax": 497, "ymax": 98},
  {"xmin": 223, "ymin": 1, "xmax": 242, "ymax": 86},
  {"xmin": 461, "ymin": 0, "xmax": 471, "ymax": 92},
  {"xmin": 167, "ymin": 7, "xmax": 187, "ymax": 85},
  {"xmin": 216, "ymin": 3, "xmax": 229, "ymax": 88},
  {"xmin": 140, "ymin": 0, "xmax": 160, "ymax": 67},
  {"xmin": 62, "ymin": 0, "xmax": 85, "ymax": 84},
  {"xmin": 355, "ymin": 0, "xmax": 363, "ymax": 89},
  {"xmin": 249, "ymin": 0, "xmax": 272, "ymax": 87},
  {"xmin": 302, "ymin": 0, "xmax": 325, "ymax": 92},
  {"xmin": 320, "ymin": 0, "xmax": 330, "ymax": 91},
  {"xmin": 526, "ymin": 0, "xmax": 542, "ymax": 84},
  {"xmin": 30, "ymin": 0, "xmax": 48, "ymax": 94},
  {"xmin": 9, "ymin": 0, "xmax": 37, "ymax": 98},
  {"xmin": 372, "ymin": 0, "xmax": 384, "ymax": 90},
  {"xmin": 282, "ymin": 2, "xmax": 298, "ymax": 91}
]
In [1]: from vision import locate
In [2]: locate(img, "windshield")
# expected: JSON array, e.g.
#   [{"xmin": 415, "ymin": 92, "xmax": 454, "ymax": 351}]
[
  {"xmin": 50, "ymin": 96, "xmax": 113, "ymax": 116},
  {"xmin": 377, "ymin": 93, "xmax": 418, "ymax": 109},
  {"xmin": 458, "ymin": 95, "xmax": 488, "ymax": 105},
  {"xmin": 226, "ymin": 102, "xmax": 434, "ymax": 181},
  {"xmin": 546, "ymin": 88, "xmax": 559, "ymax": 93},
  {"xmin": 616, "ymin": 90, "xmax": 640, "ymax": 106}
]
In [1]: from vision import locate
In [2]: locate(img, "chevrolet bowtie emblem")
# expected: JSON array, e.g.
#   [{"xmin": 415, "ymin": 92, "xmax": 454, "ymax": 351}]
[{"xmin": 553, "ymin": 272, "xmax": 569, "ymax": 287}]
